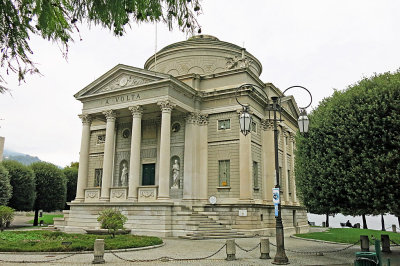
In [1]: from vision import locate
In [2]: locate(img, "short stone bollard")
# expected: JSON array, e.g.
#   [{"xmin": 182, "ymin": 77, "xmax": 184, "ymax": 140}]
[
  {"xmin": 260, "ymin": 238, "xmax": 271, "ymax": 259},
  {"xmin": 381, "ymin": 234, "xmax": 391, "ymax": 253},
  {"xmin": 392, "ymin": 224, "xmax": 397, "ymax": 233},
  {"xmin": 226, "ymin": 239, "xmax": 236, "ymax": 261},
  {"xmin": 92, "ymin": 239, "xmax": 105, "ymax": 264},
  {"xmin": 360, "ymin": 235, "xmax": 369, "ymax": 252}
]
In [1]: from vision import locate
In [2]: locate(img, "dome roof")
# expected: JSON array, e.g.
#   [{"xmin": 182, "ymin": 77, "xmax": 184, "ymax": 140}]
[{"xmin": 144, "ymin": 35, "xmax": 262, "ymax": 77}]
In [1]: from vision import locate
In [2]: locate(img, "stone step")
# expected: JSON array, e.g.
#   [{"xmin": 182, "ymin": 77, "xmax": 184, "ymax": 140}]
[
  {"xmin": 187, "ymin": 231, "xmax": 243, "ymax": 236},
  {"xmin": 179, "ymin": 234, "xmax": 250, "ymax": 240}
]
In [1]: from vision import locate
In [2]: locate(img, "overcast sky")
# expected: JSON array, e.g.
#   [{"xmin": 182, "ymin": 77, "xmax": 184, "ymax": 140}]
[{"xmin": 0, "ymin": 0, "xmax": 399, "ymax": 167}]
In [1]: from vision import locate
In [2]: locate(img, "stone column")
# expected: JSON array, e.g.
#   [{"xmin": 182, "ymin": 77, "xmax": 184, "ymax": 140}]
[
  {"xmin": 157, "ymin": 100, "xmax": 175, "ymax": 200},
  {"xmin": 239, "ymin": 113, "xmax": 252, "ymax": 200},
  {"xmin": 100, "ymin": 110, "xmax": 116, "ymax": 200},
  {"xmin": 282, "ymin": 129, "xmax": 290, "ymax": 203},
  {"xmin": 261, "ymin": 119, "xmax": 274, "ymax": 203},
  {"xmin": 75, "ymin": 114, "xmax": 92, "ymax": 202},
  {"xmin": 128, "ymin": 105, "xmax": 143, "ymax": 200},
  {"xmin": 183, "ymin": 113, "xmax": 197, "ymax": 200},
  {"xmin": 198, "ymin": 114, "xmax": 209, "ymax": 200},
  {"xmin": 290, "ymin": 134, "xmax": 298, "ymax": 203}
]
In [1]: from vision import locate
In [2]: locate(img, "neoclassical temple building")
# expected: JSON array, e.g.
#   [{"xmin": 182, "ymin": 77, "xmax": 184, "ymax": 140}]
[{"xmin": 56, "ymin": 35, "xmax": 309, "ymax": 238}]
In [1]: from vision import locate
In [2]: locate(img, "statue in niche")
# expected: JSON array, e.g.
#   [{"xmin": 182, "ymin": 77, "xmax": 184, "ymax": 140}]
[
  {"xmin": 120, "ymin": 161, "xmax": 129, "ymax": 187},
  {"xmin": 171, "ymin": 159, "xmax": 180, "ymax": 189}
]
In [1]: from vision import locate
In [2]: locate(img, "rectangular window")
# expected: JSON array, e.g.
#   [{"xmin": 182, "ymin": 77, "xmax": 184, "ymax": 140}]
[
  {"xmin": 97, "ymin": 134, "xmax": 106, "ymax": 144},
  {"xmin": 218, "ymin": 160, "xmax": 230, "ymax": 186},
  {"xmin": 94, "ymin": 168, "xmax": 103, "ymax": 187},
  {"xmin": 251, "ymin": 121, "xmax": 257, "ymax": 133},
  {"xmin": 253, "ymin": 161, "xmax": 259, "ymax": 189},
  {"xmin": 218, "ymin": 119, "xmax": 230, "ymax": 130}
]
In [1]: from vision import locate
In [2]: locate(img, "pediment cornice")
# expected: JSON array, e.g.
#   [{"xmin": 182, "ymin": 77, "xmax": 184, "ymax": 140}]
[{"xmin": 74, "ymin": 64, "xmax": 173, "ymax": 100}]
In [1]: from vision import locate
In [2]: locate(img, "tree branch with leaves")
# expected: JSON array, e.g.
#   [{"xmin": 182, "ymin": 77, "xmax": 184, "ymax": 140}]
[{"xmin": 0, "ymin": 0, "xmax": 202, "ymax": 93}]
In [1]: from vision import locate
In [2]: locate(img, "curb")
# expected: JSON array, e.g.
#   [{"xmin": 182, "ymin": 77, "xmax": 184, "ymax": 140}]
[
  {"xmin": 290, "ymin": 235, "xmax": 354, "ymax": 245},
  {"xmin": 0, "ymin": 242, "xmax": 165, "ymax": 255}
]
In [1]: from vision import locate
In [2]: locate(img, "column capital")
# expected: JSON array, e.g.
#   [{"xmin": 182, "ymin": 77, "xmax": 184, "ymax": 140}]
[
  {"xmin": 102, "ymin": 110, "xmax": 116, "ymax": 121},
  {"xmin": 157, "ymin": 100, "xmax": 176, "ymax": 112},
  {"xmin": 129, "ymin": 105, "xmax": 143, "ymax": 118},
  {"xmin": 261, "ymin": 119, "xmax": 274, "ymax": 131},
  {"xmin": 78, "ymin": 114, "xmax": 92, "ymax": 125}
]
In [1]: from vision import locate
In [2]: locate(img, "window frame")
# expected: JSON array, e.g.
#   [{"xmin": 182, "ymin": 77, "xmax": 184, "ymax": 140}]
[
  {"xmin": 218, "ymin": 160, "xmax": 230, "ymax": 187},
  {"xmin": 217, "ymin": 119, "xmax": 231, "ymax": 131}
]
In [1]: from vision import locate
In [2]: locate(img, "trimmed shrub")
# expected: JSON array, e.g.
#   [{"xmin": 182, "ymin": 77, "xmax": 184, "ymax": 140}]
[
  {"xmin": 2, "ymin": 160, "xmax": 36, "ymax": 211},
  {"xmin": 0, "ymin": 165, "xmax": 12, "ymax": 206},
  {"xmin": 97, "ymin": 208, "xmax": 128, "ymax": 238}
]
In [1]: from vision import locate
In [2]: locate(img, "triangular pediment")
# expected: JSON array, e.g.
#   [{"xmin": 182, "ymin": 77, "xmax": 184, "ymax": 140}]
[
  {"xmin": 75, "ymin": 64, "xmax": 171, "ymax": 99},
  {"xmin": 281, "ymin": 96, "xmax": 300, "ymax": 119}
]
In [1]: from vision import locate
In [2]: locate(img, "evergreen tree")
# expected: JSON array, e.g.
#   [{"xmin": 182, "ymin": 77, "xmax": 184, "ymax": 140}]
[
  {"xmin": 30, "ymin": 162, "xmax": 66, "ymax": 226},
  {"xmin": 296, "ymin": 70, "xmax": 400, "ymax": 228},
  {"xmin": 63, "ymin": 162, "xmax": 78, "ymax": 209},
  {"xmin": 0, "ymin": 0, "xmax": 202, "ymax": 92},
  {"xmin": 0, "ymin": 165, "xmax": 12, "ymax": 206},
  {"xmin": 1, "ymin": 160, "xmax": 36, "ymax": 211}
]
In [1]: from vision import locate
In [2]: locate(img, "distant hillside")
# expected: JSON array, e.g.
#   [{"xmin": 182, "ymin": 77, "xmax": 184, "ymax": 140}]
[{"xmin": 3, "ymin": 149, "xmax": 42, "ymax": 165}]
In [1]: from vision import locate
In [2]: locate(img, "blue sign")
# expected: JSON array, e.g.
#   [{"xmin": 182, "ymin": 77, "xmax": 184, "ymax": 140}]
[
  {"xmin": 272, "ymin": 188, "xmax": 280, "ymax": 204},
  {"xmin": 274, "ymin": 204, "xmax": 279, "ymax": 217}
]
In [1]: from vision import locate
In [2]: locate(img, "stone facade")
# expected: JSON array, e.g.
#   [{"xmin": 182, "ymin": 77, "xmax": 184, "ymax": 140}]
[{"xmin": 56, "ymin": 35, "xmax": 309, "ymax": 237}]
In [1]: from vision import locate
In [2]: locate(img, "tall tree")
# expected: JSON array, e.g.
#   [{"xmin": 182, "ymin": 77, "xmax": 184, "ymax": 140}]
[
  {"xmin": 0, "ymin": 0, "xmax": 202, "ymax": 92},
  {"xmin": 63, "ymin": 162, "xmax": 78, "ymax": 210},
  {"xmin": 30, "ymin": 162, "xmax": 66, "ymax": 226},
  {"xmin": 1, "ymin": 160, "xmax": 36, "ymax": 211},
  {"xmin": 0, "ymin": 164, "xmax": 12, "ymax": 206},
  {"xmin": 296, "ymin": 70, "xmax": 400, "ymax": 227}
]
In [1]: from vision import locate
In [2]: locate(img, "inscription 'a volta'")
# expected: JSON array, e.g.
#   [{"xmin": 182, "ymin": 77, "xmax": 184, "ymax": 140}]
[{"xmin": 105, "ymin": 93, "xmax": 140, "ymax": 105}]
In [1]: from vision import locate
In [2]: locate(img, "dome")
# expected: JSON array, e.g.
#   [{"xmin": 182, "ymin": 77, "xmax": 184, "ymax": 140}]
[{"xmin": 144, "ymin": 35, "xmax": 262, "ymax": 77}]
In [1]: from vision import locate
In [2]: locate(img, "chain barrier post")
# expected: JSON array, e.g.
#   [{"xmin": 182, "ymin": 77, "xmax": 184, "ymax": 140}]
[
  {"xmin": 375, "ymin": 239, "xmax": 382, "ymax": 266},
  {"xmin": 381, "ymin": 235, "xmax": 391, "ymax": 253},
  {"xmin": 260, "ymin": 238, "xmax": 271, "ymax": 259},
  {"xmin": 226, "ymin": 239, "xmax": 236, "ymax": 261},
  {"xmin": 392, "ymin": 225, "xmax": 396, "ymax": 233},
  {"xmin": 92, "ymin": 239, "xmax": 105, "ymax": 264},
  {"xmin": 360, "ymin": 235, "xmax": 369, "ymax": 252}
]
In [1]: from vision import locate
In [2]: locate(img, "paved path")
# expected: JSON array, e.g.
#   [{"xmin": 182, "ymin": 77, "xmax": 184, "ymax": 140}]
[{"xmin": 2, "ymin": 235, "xmax": 399, "ymax": 265}]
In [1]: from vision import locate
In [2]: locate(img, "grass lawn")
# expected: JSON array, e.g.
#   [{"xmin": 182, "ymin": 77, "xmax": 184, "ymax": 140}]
[
  {"xmin": 28, "ymin": 214, "xmax": 64, "ymax": 225},
  {"xmin": 295, "ymin": 228, "xmax": 400, "ymax": 244},
  {"xmin": 0, "ymin": 230, "xmax": 163, "ymax": 252}
]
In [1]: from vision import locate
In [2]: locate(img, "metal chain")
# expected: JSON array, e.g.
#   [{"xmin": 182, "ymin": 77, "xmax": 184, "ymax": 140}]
[
  {"xmin": 110, "ymin": 243, "xmax": 226, "ymax": 262},
  {"xmin": 269, "ymin": 240, "xmax": 360, "ymax": 255},
  {"xmin": 390, "ymin": 239, "xmax": 400, "ymax": 246},
  {"xmin": 0, "ymin": 252, "xmax": 78, "ymax": 264},
  {"xmin": 235, "ymin": 242, "xmax": 260, "ymax": 252}
]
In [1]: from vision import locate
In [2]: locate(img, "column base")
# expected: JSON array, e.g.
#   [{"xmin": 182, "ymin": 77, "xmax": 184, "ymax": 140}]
[
  {"xmin": 71, "ymin": 198, "xmax": 85, "ymax": 203},
  {"xmin": 99, "ymin": 197, "xmax": 110, "ymax": 202},
  {"xmin": 127, "ymin": 197, "xmax": 138, "ymax": 202},
  {"xmin": 156, "ymin": 197, "xmax": 171, "ymax": 202}
]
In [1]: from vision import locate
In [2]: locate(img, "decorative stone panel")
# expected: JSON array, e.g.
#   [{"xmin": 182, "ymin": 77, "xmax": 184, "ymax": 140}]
[
  {"xmin": 138, "ymin": 186, "xmax": 157, "ymax": 202},
  {"xmin": 110, "ymin": 188, "xmax": 127, "ymax": 202},
  {"xmin": 85, "ymin": 189, "xmax": 100, "ymax": 202}
]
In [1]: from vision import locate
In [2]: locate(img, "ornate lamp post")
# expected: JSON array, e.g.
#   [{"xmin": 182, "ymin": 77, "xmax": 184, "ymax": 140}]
[{"xmin": 236, "ymin": 84, "xmax": 312, "ymax": 264}]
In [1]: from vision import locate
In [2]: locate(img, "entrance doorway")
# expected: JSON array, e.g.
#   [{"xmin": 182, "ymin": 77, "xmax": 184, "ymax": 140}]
[{"xmin": 142, "ymin": 163, "xmax": 155, "ymax": 185}]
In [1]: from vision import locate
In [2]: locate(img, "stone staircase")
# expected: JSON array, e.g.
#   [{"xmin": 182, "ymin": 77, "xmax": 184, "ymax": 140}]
[{"xmin": 179, "ymin": 210, "xmax": 249, "ymax": 240}]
